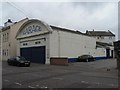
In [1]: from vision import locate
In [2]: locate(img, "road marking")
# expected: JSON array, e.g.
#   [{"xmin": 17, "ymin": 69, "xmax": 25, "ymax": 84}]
[
  {"xmin": 14, "ymin": 82, "xmax": 22, "ymax": 86},
  {"xmin": 41, "ymin": 86, "xmax": 48, "ymax": 88},
  {"xmin": 4, "ymin": 80, "xmax": 9, "ymax": 82},
  {"xmin": 28, "ymin": 86, "xmax": 36, "ymax": 88},
  {"xmin": 81, "ymin": 81, "xmax": 85, "ymax": 83},
  {"xmin": 81, "ymin": 80, "xmax": 117, "ymax": 87},
  {"xmin": 36, "ymin": 85, "xmax": 39, "ymax": 87}
]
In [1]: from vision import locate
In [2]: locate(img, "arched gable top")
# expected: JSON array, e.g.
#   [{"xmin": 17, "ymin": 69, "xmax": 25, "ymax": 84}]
[{"xmin": 16, "ymin": 19, "xmax": 53, "ymax": 39}]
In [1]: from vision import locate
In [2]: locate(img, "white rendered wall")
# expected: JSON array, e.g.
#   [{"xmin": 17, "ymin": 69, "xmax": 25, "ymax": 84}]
[
  {"xmin": 49, "ymin": 30, "xmax": 59, "ymax": 57},
  {"xmin": 95, "ymin": 36, "xmax": 115, "ymax": 44},
  {"xmin": 49, "ymin": 29, "xmax": 106, "ymax": 58}
]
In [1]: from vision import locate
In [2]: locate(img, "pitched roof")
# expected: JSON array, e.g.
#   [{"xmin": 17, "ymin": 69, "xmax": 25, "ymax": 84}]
[
  {"xmin": 86, "ymin": 30, "xmax": 115, "ymax": 36},
  {"xmin": 1, "ymin": 18, "xmax": 28, "ymax": 32},
  {"xmin": 96, "ymin": 41, "xmax": 113, "ymax": 49},
  {"xmin": 50, "ymin": 25, "xmax": 86, "ymax": 36}
]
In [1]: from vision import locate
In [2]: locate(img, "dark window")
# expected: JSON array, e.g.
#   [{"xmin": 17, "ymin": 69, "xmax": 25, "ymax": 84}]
[
  {"xmin": 3, "ymin": 50, "xmax": 4, "ymax": 56},
  {"xmin": 23, "ymin": 43, "xmax": 28, "ymax": 46},
  {"xmin": 3, "ymin": 34, "xmax": 4, "ymax": 42},
  {"xmin": 7, "ymin": 49, "xmax": 8, "ymax": 56},
  {"xmin": 35, "ymin": 41, "xmax": 41, "ymax": 44}
]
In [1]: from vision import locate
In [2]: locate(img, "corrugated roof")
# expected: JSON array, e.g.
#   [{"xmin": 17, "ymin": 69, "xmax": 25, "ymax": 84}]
[{"xmin": 86, "ymin": 30, "xmax": 115, "ymax": 36}]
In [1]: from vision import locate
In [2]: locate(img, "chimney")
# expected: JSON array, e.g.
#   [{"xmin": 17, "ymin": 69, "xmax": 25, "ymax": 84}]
[
  {"xmin": 86, "ymin": 30, "xmax": 88, "ymax": 33},
  {"xmin": 4, "ymin": 19, "xmax": 13, "ymax": 27},
  {"xmin": 93, "ymin": 29, "xmax": 94, "ymax": 31}
]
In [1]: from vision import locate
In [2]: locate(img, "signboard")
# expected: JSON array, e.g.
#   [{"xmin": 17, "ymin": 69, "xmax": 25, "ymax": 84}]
[{"xmin": 23, "ymin": 25, "xmax": 42, "ymax": 35}]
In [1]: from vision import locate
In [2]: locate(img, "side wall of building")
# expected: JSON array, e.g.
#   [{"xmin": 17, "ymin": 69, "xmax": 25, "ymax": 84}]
[
  {"xmin": 2, "ymin": 29, "xmax": 10, "ymax": 60},
  {"xmin": 2, "ymin": 19, "xmax": 28, "ymax": 60},
  {"xmin": 49, "ymin": 29, "xmax": 106, "ymax": 59},
  {"xmin": 95, "ymin": 36, "xmax": 115, "ymax": 44}
]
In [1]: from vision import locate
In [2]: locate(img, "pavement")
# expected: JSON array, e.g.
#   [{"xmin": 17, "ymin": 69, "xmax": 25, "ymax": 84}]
[{"xmin": 2, "ymin": 59, "xmax": 118, "ymax": 88}]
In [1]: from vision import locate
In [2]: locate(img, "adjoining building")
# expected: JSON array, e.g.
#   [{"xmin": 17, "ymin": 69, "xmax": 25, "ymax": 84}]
[
  {"xmin": 15, "ymin": 19, "xmax": 114, "ymax": 64},
  {"xmin": 1, "ymin": 18, "xmax": 29, "ymax": 61},
  {"xmin": 85, "ymin": 30, "xmax": 115, "ymax": 45}
]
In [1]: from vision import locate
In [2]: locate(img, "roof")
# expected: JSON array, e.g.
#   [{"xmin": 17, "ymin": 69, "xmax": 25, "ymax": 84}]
[
  {"xmin": 50, "ymin": 25, "xmax": 86, "ymax": 36},
  {"xmin": 86, "ymin": 30, "xmax": 115, "ymax": 36},
  {"xmin": 1, "ymin": 18, "xmax": 28, "ymax": 32},
  {"xmin": 96, "ymin": 41, "xmax": 113, "ymax": 49},
  {"xmin": 114, "ymin": 40, "xmax": 120, "ymax": 46},
  {"xmin": 1, "ymin": 26, "xmax": 10, "ymax": 31}
]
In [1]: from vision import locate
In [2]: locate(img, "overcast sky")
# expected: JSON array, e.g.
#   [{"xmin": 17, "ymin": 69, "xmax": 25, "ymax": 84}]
[{"xmin": 1, "ymin": 1, "xmax": 118, "ymax": 39}]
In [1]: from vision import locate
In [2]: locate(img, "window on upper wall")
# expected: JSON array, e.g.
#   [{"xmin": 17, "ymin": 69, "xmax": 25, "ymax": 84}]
[
  {"xmin": 97, "ymin": 37, "xmax": 99, "ymax": 39},
  {"xmin": 7, "ymin": 33, "xmax": 9, "ymax": 41},
  {"xmin": 6, "ymin": 49, "xmax": 8, "ymax": 56},
  {"xmin": 23, "ymin": 43, "xmax": 28, "ymax": 46},
  {"xmin": 3, "ymin": 34, "xmax": 4, "ymax": 42},
  {"xmin": 5, "ymin": 33, "xmax": 6, "ymax": 42},
  {"xmin": 101, "ymin": 37, "xmax": 104, "ymax": 39},
  {"xmin": 35, "ymin": 41, "xmax": 41, "ymax": 44}
]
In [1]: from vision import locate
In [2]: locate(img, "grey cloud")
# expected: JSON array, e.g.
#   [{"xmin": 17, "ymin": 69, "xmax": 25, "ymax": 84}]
[{"xmin": 2, "ymin": 2, "xmax": 118, "ymax": 39}]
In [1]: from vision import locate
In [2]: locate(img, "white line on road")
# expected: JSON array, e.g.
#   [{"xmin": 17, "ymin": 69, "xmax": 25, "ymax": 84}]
[
  {"xmin": 4, "ymin": 80, "xmax": 9, "ymax": 82},
  {"xmin": 28, "ymin": 86, "xmax": 36, "ymax": 88},
  {"xmin": 14, "ymin": 82, "xmax": 22, "ymax": 86},
  {"xmin": 36, "ymin": 85, "xmax": 39, "ymax": 87},
  {"xmin": 81, "ymin": 80, "xmax": 117, "ymax": 87},
  {"xmin": 41, "ymin": 86, "xmax": 48, "ymax": 88}
]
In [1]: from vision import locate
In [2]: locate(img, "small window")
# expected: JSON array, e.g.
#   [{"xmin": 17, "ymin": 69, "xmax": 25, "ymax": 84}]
[
  {"xmin": 4, "ymin": 49, "xmax": 6, "ymax": 56},
  {"xmin": 7, "ymin": 33, "xmax": 9, "ymax": 41},
  {"xmin": 7, "ymin": 49, "xmax": 8, "ymax": 56},
  {"xmin": 3, "ymin": 34, "xmax": 4, "ymax": 42},
  {"xmin": 23, "ymin": 43, "xmax": 28, "ymax": 46},
  {"xmin": 35, "ymin": 41, "xmax": 41, "ymax": 44},
  {"xmin": 2, "ymin": 50, "xmax": 4, "ymax": 56},
  {"xmin": 101, "ymin": 37, "xmax": 104, "ymax": 39},
  {"xmin": 35, "ymin": 42, "xmax": 38, "ymax": 44},
  {"xmin": 4, "ymin": 34, "xmax": 6, "ymax": 42}
]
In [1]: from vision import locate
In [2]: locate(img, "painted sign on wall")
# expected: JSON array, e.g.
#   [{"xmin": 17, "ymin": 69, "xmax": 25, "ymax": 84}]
[{"xmin": 23, "ymin": 25, "xmax": 42, "ymax": 35}]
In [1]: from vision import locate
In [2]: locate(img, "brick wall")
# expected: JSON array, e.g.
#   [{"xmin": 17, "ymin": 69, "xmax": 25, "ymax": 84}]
[{"xmin": 50, "ymin": 57, "xmax": 68, "ymax": 66}]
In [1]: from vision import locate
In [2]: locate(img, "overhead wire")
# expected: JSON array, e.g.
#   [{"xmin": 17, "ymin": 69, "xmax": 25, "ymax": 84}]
[{"xmin": 6, "ymin": 2, "xmax": 34, "ymax": 18}]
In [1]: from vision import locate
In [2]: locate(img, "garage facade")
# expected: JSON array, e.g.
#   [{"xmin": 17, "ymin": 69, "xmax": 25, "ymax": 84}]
[
  {"xmin": 16, "ymin": 19, "xmax": 112, "ymax": 64},
  {"xmin": 16, "ymin": 19, "xmax": 52, "ymax": 64}
]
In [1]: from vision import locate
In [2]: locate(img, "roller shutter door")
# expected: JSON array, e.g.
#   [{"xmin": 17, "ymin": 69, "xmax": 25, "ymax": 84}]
[{"xmin": 20, "ymin": 46, "xmax": 46, "ymax": 64}]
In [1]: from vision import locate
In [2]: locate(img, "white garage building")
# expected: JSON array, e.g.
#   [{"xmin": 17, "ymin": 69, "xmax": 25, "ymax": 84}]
[{"xmin": 16, "ymin": 19, "xmax": 112, "ymax": 64}]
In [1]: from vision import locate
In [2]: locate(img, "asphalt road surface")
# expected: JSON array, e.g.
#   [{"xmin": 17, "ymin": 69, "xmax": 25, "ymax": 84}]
[{"xmin": 2, "ymin": 59, "xmax": 118, "ymax": 88}]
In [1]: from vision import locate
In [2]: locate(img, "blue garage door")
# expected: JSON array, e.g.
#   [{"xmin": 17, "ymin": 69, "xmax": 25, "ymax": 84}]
[{"xmin": 20, "ymin": 46, "xmax": 46, "ymax": 64}]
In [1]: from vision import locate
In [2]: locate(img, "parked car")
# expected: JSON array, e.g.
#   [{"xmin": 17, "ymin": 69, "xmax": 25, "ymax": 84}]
[
  {"xmin": 77, "ymin": 55, "xmax": 96, "ymax": 62},
  {"xmin": 7, "ymin": 56, "xmax": 31, "ymax": 67}
]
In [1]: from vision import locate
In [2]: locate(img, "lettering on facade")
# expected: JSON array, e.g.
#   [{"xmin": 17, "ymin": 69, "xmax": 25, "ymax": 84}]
[{"xmin": 23, "ymin": 25, "xmax": 42, "ymax": 35}]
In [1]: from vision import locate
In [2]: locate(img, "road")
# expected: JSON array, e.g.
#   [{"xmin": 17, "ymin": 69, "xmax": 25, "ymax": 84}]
[{"xmin": 2, "ymin": 59, "xmax": 118, "ymax": 88}]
